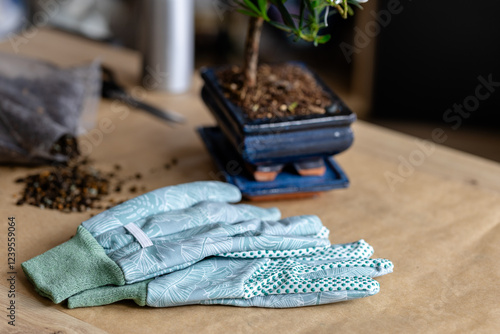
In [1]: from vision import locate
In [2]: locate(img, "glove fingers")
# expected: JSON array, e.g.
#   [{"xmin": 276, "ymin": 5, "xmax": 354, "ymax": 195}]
[
  {"xmin": 140, "ymin": 202, "xmax": 281, "ymax": 237},
  {"xmin": 219, "ymin": 238, "xmax": 370, "ymax": 261},
  {"xmin": 299, "ymin": 239, "xmax": 375, "ymax": 262},
  {"xmin": 292, "ymin": 240, "xmax": 393, "ymax": 278},
  {"xmin": 244, "ymin": 271, "xmax": 380, "ymax": 299},
  {"xmin": 239, "ymin": 258, "xmax": 385, "ymax": 303},
  {"xmin": 289, "ymin": 258, "xmax": 394, "ymax": 279},
  {"xmin": 129, "ymin": 214, "xmax": 327, "ymax": 257},
  {"xmin": 235, "ymin": 215, "xmax": 329, "ymax": 238},
  {"xmin": 201, "ymin": 288, "xmax": 378, "ymax": 308},
  {"xmin": 147, "ymin": 257, "xmax": 384, "ymax": 308},
  {"xmin": 246, "ymin": 258, "xmax": 392, "ymax": 298},
  {"xmin": 83, "ymin": 181, "xmax": 241, "ymax": 236},
  {"xmin": 214, "ymin": 215, "xmax": 330, "ymax": 260}
]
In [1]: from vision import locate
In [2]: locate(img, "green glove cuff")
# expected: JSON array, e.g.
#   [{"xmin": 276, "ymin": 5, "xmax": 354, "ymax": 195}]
[
  {"xmin": 68, "ymin": 279, "xmax": 151, "ymax": 309},
  {"xmin": 21, "ymin": 226, "xmax": 126, "ymax": 304}
]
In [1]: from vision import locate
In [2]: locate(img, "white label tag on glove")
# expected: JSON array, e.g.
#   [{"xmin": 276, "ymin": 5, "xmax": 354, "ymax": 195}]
[{"xmin": 124, "ymin": 223, "xmax": 153, "ymax": 248}]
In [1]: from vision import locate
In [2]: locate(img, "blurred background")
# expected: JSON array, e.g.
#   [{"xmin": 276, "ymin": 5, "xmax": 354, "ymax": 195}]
[{"xmin": 1, "ymin": 0, "xmax": 499, "ymax": 161}]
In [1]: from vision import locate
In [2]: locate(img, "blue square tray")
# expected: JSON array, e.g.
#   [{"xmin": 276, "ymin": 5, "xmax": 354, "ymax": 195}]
[{"xmin": 197, "ymin": 126, "xmax": 350, "ymax": 200}]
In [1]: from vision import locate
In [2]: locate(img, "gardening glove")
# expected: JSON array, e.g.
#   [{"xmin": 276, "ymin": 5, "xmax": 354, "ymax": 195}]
[
  {"xmin": 22, "ymin": 181, "xmax": 331, "ymax": 304},
  {"xmin": 67, "ymin": 239, "xmax": 393, "ymax": 308}
]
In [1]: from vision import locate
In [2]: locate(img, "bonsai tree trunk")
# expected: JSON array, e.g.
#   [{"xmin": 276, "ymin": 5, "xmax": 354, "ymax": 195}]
[{"xmin": 242, "ymin": 16, "xmax": 264, "ymax": 88}]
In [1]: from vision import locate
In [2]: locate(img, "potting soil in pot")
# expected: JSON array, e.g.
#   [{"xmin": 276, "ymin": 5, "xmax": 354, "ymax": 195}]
[{"xmin": 216, "ymin": 63, "xmax": 332, "ymax": 120}]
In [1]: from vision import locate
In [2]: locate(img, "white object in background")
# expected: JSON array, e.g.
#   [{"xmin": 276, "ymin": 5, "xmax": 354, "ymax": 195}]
[
  {"xmin": 141, "ymin": 0, "xmax": 194, "ymax": 94},
  {"xmin": 0, "ymin": 0, "xmax": 24, "ymax": 41},
  {"xmin": 43, "ymin": 0, "xmax": 115, "ymax": 40}
]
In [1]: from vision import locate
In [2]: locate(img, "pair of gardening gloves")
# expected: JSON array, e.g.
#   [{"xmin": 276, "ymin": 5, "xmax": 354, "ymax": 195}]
[{"xmin": 22, "ymin": 181, "xmax": 393, "ymax": 309}]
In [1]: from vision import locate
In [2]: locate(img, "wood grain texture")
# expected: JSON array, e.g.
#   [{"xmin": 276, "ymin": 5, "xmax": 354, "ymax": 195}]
[{"xmin": 0, "ymin": 29, "xmax": 499, "ymax": 334}]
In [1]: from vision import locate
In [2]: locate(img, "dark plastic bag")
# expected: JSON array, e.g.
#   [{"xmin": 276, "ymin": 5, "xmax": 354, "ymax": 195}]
[{"xmin": 0, "ymin": 52, "xmax": 100, "ymax": 165}]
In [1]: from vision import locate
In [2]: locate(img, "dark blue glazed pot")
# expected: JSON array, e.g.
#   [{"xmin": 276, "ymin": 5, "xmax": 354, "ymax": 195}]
[{"xmin": 200, "ymin": 62, "xmax": 356, "ymax": 166}]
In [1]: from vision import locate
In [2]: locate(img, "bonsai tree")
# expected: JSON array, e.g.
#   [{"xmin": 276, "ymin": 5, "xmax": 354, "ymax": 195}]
[
  {"xmin": 233, "ymin": 0, "xmax": 368, "ymax": 87},
  {"xmin": 198, "ymin": 1, "xmax": 367, "ymax": 192}
]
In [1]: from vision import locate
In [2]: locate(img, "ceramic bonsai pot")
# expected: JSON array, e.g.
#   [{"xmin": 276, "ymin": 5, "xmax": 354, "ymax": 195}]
[
  {"xmin": 197, "ymin": 126, "xmax": 349, "ymax": 200},
  {"xmin": 200, "ymin": 62, "xmax": 356, "ymax": 167}
]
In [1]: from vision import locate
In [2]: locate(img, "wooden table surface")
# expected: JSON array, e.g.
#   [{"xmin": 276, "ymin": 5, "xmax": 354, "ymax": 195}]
[{"xmin": 1, "ymin": 29, "xmax": 500, "ymax": 334}]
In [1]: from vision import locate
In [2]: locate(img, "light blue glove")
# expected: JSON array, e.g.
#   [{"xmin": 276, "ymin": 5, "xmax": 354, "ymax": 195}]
[
  {"xmin": 22, "ymin": 181, "xmax": 330, "ymax": 303},
  {"xmin": 103, "ymin": 210, "xmax": 330, "ymax": 283},
  {"xmin": 68, "ymin": 239, "xmax": 394, "ymax": 308}
]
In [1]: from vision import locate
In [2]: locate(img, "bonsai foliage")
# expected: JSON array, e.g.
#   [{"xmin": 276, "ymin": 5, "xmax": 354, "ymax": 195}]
[{"xmin": 232, "ymin": 0, "xmax": 368, "ymax": 87}]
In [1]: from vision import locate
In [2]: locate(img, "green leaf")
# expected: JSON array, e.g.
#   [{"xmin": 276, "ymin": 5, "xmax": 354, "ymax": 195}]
[
  {"xmin": 304, "ymin": 0, "xmax": 314, "ymax": 12},
  {"xmin": 258, "ymin": 0, "xmax": 270, "ymax": 20},
  {"xmin": 237, "ymin": 8, "xmax": 262, "ymax": 18},
  {"xmin": 272, "ymin": 0, "xmax": 297, "ymax": 30},
  {"xmin": 238, "ymin": 0, "xmax": 363, "ymax": 46},
  {"xmin": 347, "ymin": 0, "xmax": 364, "ymax": 9},
  {"xmin": 347, "ymin": 5, "xmax": 354, "ymax": 16},
  {"xmin": 257, "ymin": 0, "xmax": 268, "ymax": 13},
  {"xmin": 316, "ymin": 34, "xmax": 331, "ymax": 44},
  {"xmin": 299, "ymin": 0, "xmax": 305, "ymax": 29},
  {"xmin": 305, "ymin": 0, "xmax": 319, "ymax": 23},
  {"xmin": 242, "ymin": 0, "xmax": 261, "ymax": 14},
  {"xmin": 268, "ymin": 20, "xmax": 293, "ymax": 32}
]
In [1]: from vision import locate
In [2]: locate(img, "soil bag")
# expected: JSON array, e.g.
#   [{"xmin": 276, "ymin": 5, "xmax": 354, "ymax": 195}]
[{"xmin": 0, "ymin": 52, "xmax": 100, "ymax": 164}]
